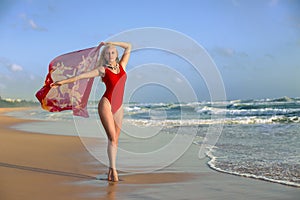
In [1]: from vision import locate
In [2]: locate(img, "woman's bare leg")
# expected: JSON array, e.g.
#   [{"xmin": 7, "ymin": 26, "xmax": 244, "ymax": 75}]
[
  {"xmin": 110, "ymin": 106, "xmax": 123, "ymax": 181},
  {"xmin": 98, "ymin": 98, "xmax": 123, "ymax": 181},
  {"xmin": 113, "ymin": 105, "xmax": 124, "ymax": 144},
  {"xmin": 107, "ymin": 141, "xmax": 118, "ymax": 181}
]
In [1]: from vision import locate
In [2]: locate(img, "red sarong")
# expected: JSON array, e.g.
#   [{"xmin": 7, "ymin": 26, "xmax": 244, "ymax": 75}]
[{"xmin": 35, "ymin": 45, "xmax": 101, "ymax": 117}]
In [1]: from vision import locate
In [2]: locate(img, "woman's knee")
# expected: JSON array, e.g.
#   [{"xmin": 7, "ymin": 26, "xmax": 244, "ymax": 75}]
[{"xmin": 109, "ymin": 137, "xmax": 118, "ymax": 146}]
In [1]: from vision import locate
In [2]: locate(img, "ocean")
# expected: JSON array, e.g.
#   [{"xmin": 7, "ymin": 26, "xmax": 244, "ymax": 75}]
[{"xmin": 7, "ymin": 96, "xmax": 300, "ymax": 187}]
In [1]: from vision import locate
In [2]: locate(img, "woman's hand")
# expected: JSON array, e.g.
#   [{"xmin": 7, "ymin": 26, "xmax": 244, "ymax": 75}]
[
  {"xmin": 50, "ymin": 81, "xmax": 62, "ymax": 88},
  {"xmin": 99, "ymin": 41, "xmax": 106, "ymax": 47}
]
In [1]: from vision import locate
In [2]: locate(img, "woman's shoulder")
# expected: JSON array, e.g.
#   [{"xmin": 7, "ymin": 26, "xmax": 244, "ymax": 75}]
[{"xmin": 96, "ymin": 65, "xmax": 106, "ymax": 76}]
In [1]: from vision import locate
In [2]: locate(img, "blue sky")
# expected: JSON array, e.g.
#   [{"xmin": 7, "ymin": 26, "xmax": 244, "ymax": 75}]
[{"xmin": 0, "ymin": 0, "xmax": 299, "ymax": 102}]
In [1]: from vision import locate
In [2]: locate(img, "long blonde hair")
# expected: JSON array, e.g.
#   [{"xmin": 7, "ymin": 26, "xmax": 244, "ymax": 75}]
[{"xmin": 97, "ymin": 44, "xmax": 119, "ymax": 67}]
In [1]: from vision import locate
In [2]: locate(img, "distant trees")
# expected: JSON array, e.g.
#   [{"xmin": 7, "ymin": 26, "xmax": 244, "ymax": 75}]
[{"xmin": 0, "ymin": 98, "xmax": 38, "ymax": 107}]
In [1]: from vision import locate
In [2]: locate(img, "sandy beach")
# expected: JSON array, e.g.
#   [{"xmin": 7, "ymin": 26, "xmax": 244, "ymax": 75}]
[{"xmin": 0, "ymin": 107, "xmax": 299, "ymax": 200}]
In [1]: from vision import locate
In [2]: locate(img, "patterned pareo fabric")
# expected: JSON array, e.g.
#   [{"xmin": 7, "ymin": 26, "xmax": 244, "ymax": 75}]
[{"xmin": 36, "ymin": 45, "xmax": 101, "ymax": 117}]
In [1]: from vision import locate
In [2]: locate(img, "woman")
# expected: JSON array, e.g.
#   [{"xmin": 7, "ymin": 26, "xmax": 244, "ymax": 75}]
[{"xmin": 51, "ymin": 41, "xmax": 131, "ymax": 182}]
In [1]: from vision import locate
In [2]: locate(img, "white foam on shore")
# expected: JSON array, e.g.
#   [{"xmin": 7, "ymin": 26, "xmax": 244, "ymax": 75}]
[{"xmin": 206, "ymin": 151, "xmax": 300, "ymax": 188}]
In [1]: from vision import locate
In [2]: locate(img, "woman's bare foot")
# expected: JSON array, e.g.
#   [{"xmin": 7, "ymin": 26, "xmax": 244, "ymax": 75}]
[
  {"xmin": 111, "ymin": 168, "xmax": 119, "ymax": 182},
  {"xmin": 107, "ymin": 168, "xmax": 113, "ymax": 181}
]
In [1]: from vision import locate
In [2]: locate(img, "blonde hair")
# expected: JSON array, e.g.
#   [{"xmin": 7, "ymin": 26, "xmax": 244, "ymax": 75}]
[{"xmin": 97, "ymin": 44, "xmax": 119, "ymax": 67}]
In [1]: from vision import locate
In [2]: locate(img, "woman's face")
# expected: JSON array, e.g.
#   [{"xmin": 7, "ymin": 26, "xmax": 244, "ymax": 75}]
[{"xmin": 104, "ymin": 46, "xmax": 118, "ymax": 64}]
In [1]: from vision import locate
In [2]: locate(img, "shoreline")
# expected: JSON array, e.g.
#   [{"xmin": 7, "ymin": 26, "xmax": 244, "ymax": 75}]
[
  {"xmin": 206, "ymin": 151, "xmax": 300, "ymax": 188},
  {"xmin": 0, "ymin": 107, "xmax": 299, "ymax": 200}
]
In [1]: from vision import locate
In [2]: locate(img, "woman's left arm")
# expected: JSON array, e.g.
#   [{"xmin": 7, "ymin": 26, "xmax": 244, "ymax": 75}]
[{"xmin": 106, "ymin": 41, "xmax": 131, "ymax": 69}]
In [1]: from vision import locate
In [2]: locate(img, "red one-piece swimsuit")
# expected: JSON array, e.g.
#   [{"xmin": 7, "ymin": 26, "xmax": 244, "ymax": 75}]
[{"xmin": 102, "ymin": 64, "xmax": 127, "ymax": 114}]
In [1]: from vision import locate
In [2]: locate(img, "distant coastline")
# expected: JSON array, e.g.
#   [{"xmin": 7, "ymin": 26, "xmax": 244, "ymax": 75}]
[{"xmin": 0, "ymin": 97, "xmax": 38, "ymax": 108}]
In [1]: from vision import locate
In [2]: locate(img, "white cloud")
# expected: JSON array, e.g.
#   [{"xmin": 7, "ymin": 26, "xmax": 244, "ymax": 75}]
[
  {"xmin": 213, "ymin": 47, "xmax": 236, "ymax": 57},
  {"xmin": 0, "ymin": 71, "xmax": 44, "ymax": 100},
  {"xmin": 19, "ymin": 13, "xmax": 47, "ymax": 31},
  {"xmin": 10, "ymin": 64, "xmax": 23, "ymax": 72},
  {"xmin": 29, "ymin": 19, "xmax": 38, "ymax": 29},
  {"xmin": 0, "ymin": 57, "xmax": 23, "ymax": 72},
  {"xmin": 212, "ymin": 46, "xmax": 249, "ymax": 59}
]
